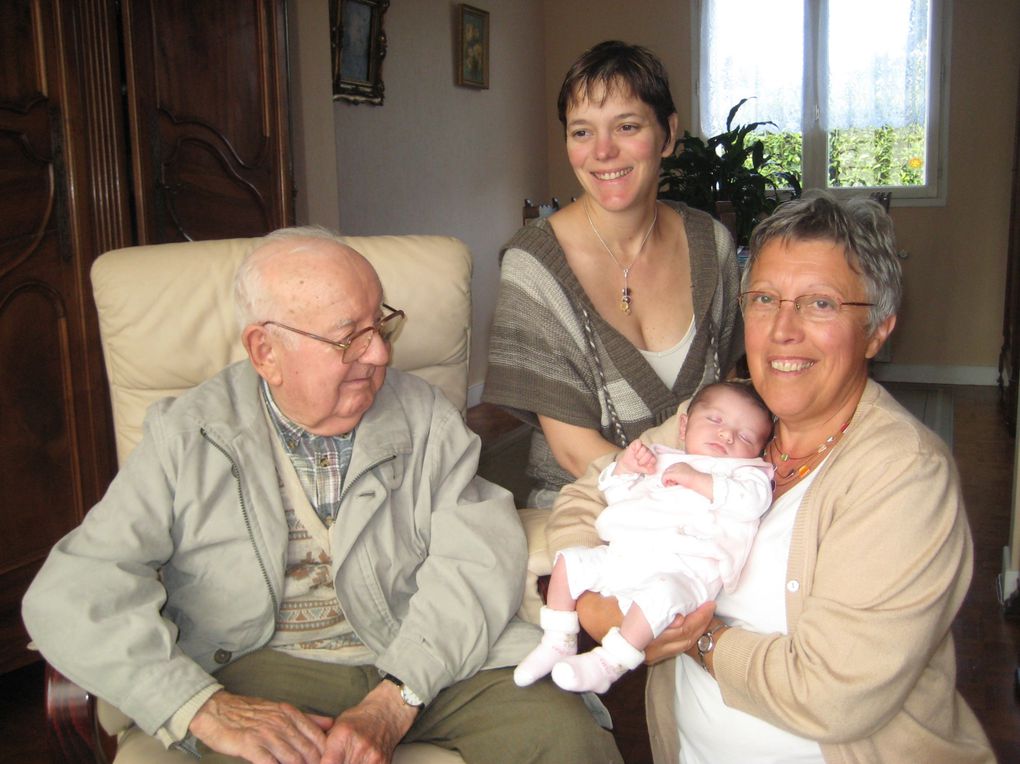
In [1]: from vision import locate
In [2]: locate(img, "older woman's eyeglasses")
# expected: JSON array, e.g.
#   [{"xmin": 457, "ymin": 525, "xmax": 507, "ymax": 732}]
[
  {"xmin": 260, "ymin": 304, "xmax": 406, "ymax": 363},
  {"xmin": 739, "ymin": 291, "xmax": 874, "ymax": 323}
]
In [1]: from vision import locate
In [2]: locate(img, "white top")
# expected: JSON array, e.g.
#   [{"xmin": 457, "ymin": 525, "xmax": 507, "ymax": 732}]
[
  {"xmin": 674, "ymin": 466, "xmax": 827, "ymax": 764},
  {"xmin": 639, "ymin": 318, "xmax": 696, "ymax": 388}
]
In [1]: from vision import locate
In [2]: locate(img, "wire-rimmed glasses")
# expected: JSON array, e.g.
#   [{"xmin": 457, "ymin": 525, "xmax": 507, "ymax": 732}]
[
  {"xmin": 739, "ymin": 291, "xmax": 874, "ymax": 323},
  {"xmin": 261, "ymin": 304, "xmax": 406, "ymax": 363}
]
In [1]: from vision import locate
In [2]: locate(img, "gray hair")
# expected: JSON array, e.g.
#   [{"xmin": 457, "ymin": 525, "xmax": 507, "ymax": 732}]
[
  {"xmin": 233, "ymin": 225, "xmax": 344, "ymax": 334},
  {"xmin": 742, "ymin": 191, "xmax": 902, "ymax": 332}
]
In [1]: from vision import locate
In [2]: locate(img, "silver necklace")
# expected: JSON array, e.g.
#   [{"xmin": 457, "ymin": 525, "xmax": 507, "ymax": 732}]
[{"xmin": 584, "ymin": 199, "xmax": 658, "ymax": 315}]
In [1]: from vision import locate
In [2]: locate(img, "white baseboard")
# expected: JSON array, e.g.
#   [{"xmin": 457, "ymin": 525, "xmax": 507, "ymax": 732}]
[
  {"xmin": 467, "ymin": 382, "xmax": 485, "ymax": 409},
  {"xmin": 870, "ymin": 364, "xmax": 998, "ymax": 386}
]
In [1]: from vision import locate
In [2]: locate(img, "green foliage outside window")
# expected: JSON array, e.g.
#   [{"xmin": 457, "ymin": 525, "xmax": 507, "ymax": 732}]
[
  {"xmin": 659, "ymin": 99, "xmax": 927, "ymax": 246},
  {"xmin": 753, "ymin": 125, "xmax": 927, "ymax": 188},
  {"xmin": 829, "ymin": 124, "xmax": 926, "ymax": 187}
]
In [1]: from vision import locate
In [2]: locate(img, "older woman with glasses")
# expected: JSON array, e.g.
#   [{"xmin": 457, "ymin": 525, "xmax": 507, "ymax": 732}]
[{"xmin": 548, "ymin": 192, "xmax": 994, "ymax": 762}]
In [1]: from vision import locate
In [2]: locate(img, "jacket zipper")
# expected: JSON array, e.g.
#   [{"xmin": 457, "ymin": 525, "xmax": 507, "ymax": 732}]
[
  {"xmin": 339, "ymin": 452, "xmax": 397, "ymax": 503},
  {"xmin": 200, "ymin": 428, "xmax": 279, "ymax": 613}
]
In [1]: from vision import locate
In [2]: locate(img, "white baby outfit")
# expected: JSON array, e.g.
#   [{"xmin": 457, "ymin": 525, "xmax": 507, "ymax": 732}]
[{"xmin": 560, "ymin": 446, "xmax": 774, "ymax": 636}]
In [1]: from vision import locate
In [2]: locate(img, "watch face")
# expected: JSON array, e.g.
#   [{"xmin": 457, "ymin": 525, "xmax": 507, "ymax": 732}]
[
  {"xmin": 697, "ymin": 633, "xmax": 713, "ymax": 653},
  {"xmin": 401, "ymin": 684, "xmax": 424, "ymax": 707}
]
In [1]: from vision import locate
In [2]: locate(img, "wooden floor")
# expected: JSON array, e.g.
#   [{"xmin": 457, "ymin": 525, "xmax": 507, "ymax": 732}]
[{"xmin": 2, "ymin": 385, "xmax": 1017, "ymax": 762}]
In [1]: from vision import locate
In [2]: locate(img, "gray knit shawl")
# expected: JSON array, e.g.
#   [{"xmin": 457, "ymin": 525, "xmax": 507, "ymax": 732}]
[{"xmin": 483, "ymin": 202, "xmax": 741, "ymax": 501}]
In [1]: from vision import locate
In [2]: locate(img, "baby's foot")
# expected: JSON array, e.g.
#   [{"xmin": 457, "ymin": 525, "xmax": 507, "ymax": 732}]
[
  {"xmin": 551, "ymin": 627, "xmax": 644, "ymax": 693},
  {"xmin": 514, "ymin": 632, "xmax": 578, "ymax": 686},
  {"xmin": 513, "ymin": 607, "xmax": 580, "ymax": 687}
]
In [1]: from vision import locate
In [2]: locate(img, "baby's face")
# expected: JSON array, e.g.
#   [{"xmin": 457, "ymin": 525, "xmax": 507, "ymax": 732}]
[{"xmin": 679, "ymin": 390, "xmax": 772, "ymax": 459}]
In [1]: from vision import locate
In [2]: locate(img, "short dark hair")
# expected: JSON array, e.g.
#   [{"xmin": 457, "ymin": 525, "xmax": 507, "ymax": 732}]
[
  {"xmin": 689, "ymin": 380, "xmax": 774, "ymax": 442},
  {"xmin": 556, "ymin": 40, "xmax": 676, "ymax": 149}
]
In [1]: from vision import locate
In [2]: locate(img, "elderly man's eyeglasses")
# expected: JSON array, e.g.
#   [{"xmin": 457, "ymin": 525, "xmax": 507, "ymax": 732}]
[
  {"xmin": 739, "ymin": 291, "xmax": 874, "ymax": 323},
  {"xmin": 260, "ymin": 304, "xmax": 406, "ymax": 363}
]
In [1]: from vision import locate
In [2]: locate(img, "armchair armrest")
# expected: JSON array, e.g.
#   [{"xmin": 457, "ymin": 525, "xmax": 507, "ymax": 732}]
[
  {"xmin": 516, "ymin": 508, "xmax": 553, "ymax": 625},
  {"xmin": 45, "ymin": 663, "xmax": 115, "ymax": 763}
]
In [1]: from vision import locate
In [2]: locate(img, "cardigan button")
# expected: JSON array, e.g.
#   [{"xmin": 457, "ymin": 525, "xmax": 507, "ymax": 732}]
[
  {"xmin": 213, "ymin": 649, "xmax": 232, "ymax": 664},
  {"xmin": 786, "ymin": 580, "xmax": 800, "ymax": 592}
]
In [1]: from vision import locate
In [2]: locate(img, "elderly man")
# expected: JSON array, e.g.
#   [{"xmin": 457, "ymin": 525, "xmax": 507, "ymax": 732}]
[{"xmin": 23, "ymin": 228, "xmax": 622, "ymax": 764}]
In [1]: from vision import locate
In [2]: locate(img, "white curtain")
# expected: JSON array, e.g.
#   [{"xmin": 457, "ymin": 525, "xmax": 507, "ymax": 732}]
[
  {"xmin": 823, "ymin": 0, "xmax": 930, "ymax": 130},
  {"xmin": 700, "ymin": 0, "xmax": 931, "ymax": 136},
  {"xmin": 701, "ymin": 0, "xmax": 804, "ymax": 135}
]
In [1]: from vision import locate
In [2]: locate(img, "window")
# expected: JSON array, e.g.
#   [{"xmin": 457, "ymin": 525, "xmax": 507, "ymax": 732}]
[{"xmin": 693, "ymin": 0, "xmax": 950, "ymax": 203}]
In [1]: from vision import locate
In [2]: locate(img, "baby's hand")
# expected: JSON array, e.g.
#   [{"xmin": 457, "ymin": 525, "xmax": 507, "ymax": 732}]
[
  {"xmin": 661, "ymin": 462, "xmax": 715, "ymax": 501},
  {"xmin": 662, "ymin": 462, "xmax": 700, "ymax": 488},
  {"xmin": 615, "ymin": 440, "xmax": 657, "ymax": 475}
]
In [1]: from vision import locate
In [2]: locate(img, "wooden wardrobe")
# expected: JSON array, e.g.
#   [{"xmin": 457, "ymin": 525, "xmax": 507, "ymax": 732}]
[{"xmin": 0, "ymin": 0, "xmax": 294, "ymax": 672}]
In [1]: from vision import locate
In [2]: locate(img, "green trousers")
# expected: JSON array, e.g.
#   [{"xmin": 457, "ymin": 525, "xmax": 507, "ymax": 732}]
[{"xmin": 192, "ymin": 648, "xmax": 623, "ymax": 764}]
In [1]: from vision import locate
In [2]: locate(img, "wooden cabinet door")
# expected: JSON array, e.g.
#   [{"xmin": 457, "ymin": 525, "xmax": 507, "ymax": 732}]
[
  {"xmin": 122, "ymin": 0, "xmax": 293, "ymax": 243},
  {"xmin": 0, "ymin": 0, "xmax": 293, "ymax": 672},
  {"xmin": 0, "ymin": 0, "xmax": 129, "ymax": 672}
]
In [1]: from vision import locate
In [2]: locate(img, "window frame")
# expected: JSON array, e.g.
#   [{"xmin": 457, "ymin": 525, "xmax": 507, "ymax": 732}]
[{"xmin": 690, "ymin": 0, "xmax": 952, "ymax": 206}]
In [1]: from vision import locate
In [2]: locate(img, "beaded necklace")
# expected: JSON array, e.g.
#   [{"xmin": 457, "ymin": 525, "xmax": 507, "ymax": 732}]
[{"xmin": 766, "ymin": 421, "xmax": 850, "ymax": 486}]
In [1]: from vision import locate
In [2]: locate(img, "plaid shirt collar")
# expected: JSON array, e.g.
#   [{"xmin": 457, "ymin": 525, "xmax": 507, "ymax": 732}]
[{"xmin": 260, "ymin": 379, "xmax": 355, "ymax": 524}]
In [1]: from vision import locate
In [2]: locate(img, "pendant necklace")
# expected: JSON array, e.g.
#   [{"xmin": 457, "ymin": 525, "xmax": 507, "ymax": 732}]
[
  {"xmin": 767, "ymin": 421, "xmax": 850, "ymax": 487},
  {"xmin": 584, "ymin": 199, "xmax": 658, "ymax": 315}
]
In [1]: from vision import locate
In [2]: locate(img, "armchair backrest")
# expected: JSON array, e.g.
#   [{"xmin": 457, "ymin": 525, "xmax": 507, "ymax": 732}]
[{"xmin": 91, "ymin": 235, "xmax": 472, "ymax": 465}]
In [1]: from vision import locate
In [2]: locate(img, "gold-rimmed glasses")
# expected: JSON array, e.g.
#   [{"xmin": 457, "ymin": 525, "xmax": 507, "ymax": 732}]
[
  {"xmin": 261, "ymin": 304, "xmax": 405, "ymax": 363},
  {"xmin": 739, "ymin": 291, "xmax": 874, "ymax": 323}
]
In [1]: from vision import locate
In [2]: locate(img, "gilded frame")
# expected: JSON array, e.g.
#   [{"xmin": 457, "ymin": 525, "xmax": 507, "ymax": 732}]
[{"xmin": 456, "ymin": 4, "xmax": 489, "ymax": 89}]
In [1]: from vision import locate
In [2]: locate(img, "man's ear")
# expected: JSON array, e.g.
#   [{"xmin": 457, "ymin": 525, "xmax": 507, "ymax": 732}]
[
  {"xmin": 243, "ymin": 324, "xmax": 283, "ymax": 385},
  {"xmin": 865, "ymin": 314, "xmax": 897, "ymax": 359}
]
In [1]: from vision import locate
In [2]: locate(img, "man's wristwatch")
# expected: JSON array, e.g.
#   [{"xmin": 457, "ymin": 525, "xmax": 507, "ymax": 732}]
[
  {"xmin": 696, "ymin": 625, "xmax": 726, "ymax": 672},
  {"xmin": 382, "ymin": 673, "xmax": 425, "ymax": 709}
]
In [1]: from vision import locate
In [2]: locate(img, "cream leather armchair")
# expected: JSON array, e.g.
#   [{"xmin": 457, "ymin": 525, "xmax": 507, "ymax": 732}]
[{"xmin": 45, "ymin": 235, "xmax": 550, "ymax": 764}]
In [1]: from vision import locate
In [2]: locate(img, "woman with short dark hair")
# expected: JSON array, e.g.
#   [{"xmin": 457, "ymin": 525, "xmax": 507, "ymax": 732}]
[{"xmin": 485, "ymin": 40, "xmax": 741, "ymax": 508}]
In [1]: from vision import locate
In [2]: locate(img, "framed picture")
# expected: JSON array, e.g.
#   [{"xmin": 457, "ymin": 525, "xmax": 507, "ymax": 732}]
[
  {"xmin": 456, "ymin": 4, "xmax": 489, "ymax": 89},
  {"xmin": 331, "ymin": 0, "xmax": 390, "ymax": 104}
]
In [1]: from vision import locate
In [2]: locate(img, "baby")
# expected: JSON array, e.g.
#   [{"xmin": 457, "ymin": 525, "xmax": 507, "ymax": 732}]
[{"xmin": 515, "ymin": 381, "xmax": 774, "ymax": 693}]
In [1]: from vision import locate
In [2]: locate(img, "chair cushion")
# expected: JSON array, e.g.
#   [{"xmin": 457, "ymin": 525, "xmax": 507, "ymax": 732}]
[{"xmin": 91, "ymin": 235, "xmax": 472, "ymax": 463}]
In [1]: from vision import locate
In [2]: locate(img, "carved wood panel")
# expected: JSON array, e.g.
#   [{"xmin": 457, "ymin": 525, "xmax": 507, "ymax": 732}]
[
  {"xmin": 123, "ymin": 0, "xmax": 293, "ymax": 242},
  {"xmin": 0, "ymin": 0, "xmax": 127, "ymax": 672},
  {"xmin": 0, "ymin": 0, "xmax": 292, "ymax": 673}
]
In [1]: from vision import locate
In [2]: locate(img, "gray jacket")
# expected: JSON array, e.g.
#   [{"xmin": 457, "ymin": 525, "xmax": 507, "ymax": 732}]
[{"xmin": 23, "ymin": 362, "xmax": 538, "ymax": 735}]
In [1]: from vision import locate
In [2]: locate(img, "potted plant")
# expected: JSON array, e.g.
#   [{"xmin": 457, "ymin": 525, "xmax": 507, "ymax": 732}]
[{"xmin": 659, "ymin": 98, "xmax": 801, "ymax": 247}]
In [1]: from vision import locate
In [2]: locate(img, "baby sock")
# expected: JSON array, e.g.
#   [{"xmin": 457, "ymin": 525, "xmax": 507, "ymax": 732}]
[
  {"xmin": 551, "ymin": 626, "xmax": 644, "ymax": 694},
  {"xmin": 513, "ymin": 606, "xmax": 580, "ymax": 687}
]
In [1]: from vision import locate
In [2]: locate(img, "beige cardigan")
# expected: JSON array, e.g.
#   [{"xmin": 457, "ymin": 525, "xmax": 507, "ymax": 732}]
[{"xmin": 548, "ymin": 380, "xmax": 994, "ymax": 763}]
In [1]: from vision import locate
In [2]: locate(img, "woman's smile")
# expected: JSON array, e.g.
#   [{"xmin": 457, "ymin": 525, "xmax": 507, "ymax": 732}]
[{"xmin": 768, "ymin": 358, "xmax": 816, "ymax": 373}]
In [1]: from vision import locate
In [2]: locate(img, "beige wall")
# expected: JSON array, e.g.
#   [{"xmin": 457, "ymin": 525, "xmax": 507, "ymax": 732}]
[
  {"xmin": 889, "ymin": 0, "xmax": 1018, "ymax": 373},
  {"xmin": 542, "ymin": 0, "xmax": 1020, "ymax": 380},
  {"xmin": 331, "ymin": 0, "xmax": 547, "ymax": 395},
  {"xmin": 289, "ymin": 0, "xmax": 341, "ymax": 231},
  {"xmin": 299, "ymin": 0, "xmax": 1019, "ymax": 388}
]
